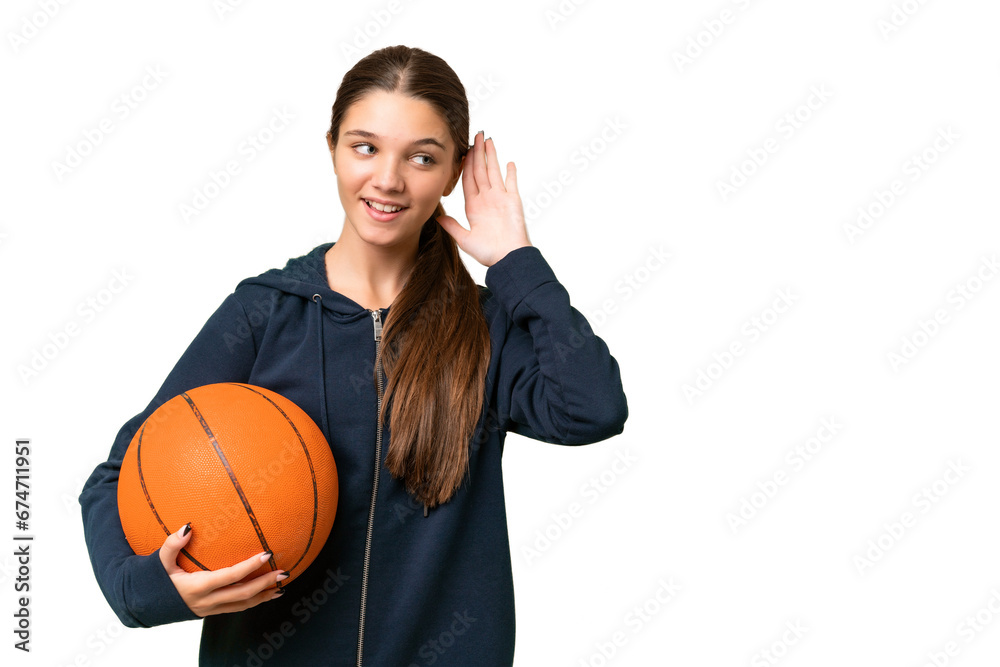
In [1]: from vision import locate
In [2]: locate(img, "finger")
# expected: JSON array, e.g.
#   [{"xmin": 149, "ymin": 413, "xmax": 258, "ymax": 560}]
[
  {"xmin": 204, "ymin": 582, "xmax": 286, "ymax": 617},
  {"xmin": 436, "ymin": 214, "xmax": 469, "ymax": 246},
  {"xmin": 460, "ymin": 152, "xmax": 477, "ymax": 201},
  {"xmin": 485, "ymin": 137, "xmax": 505, "ymax": 192},
  {"xmin": 159, "ymin": 522, "xmax": 192, "ymax": 575},
  {"xmin": 472, "ymin": 131, "xmax": 490, "ymax": 191},
  {"xmin": 199, "ymin": 567, "xmax": 288, "ymax": 611},
  {"xmin": 505, "ymin": 161, "xmax": 517, "ymax": 195},
  {"xmin": 195, "ymin": 549, "xmax": 274, "ymax": 593}
]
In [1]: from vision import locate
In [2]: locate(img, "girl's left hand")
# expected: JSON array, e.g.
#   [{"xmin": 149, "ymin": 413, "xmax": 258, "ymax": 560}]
[{"xmin": 436, "ymin": 131, "xmax": 532, "ymax": 268}]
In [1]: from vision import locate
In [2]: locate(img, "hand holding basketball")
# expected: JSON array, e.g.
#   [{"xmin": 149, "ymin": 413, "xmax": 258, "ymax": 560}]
[{"xmin": 159, "ymin": 523, "xmax": 286, "ymax": 617}]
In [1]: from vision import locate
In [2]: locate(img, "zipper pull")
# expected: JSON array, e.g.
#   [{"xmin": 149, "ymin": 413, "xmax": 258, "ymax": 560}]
[
  {"xmin": 371, "ymin": 309, "xmax": 382, "ymax": 341},
  {"xmin": 424, "ymin": 504, "xmax": 429, "ymax": 518}
]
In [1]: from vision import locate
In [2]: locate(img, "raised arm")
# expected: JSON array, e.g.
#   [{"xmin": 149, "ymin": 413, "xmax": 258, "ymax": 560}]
[
  {"xmin": 485, "ymin": 246, "xmax": 628, "ymax": 444},
  {"xmin": 435, "ymin": 131, "xmax": 627, "ymax": 445}
]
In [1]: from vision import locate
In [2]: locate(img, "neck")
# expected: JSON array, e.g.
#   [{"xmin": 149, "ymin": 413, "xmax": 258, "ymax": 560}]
[{"xmin": 326, "ymin": 217, "xmax": 420, "ymax": 307}]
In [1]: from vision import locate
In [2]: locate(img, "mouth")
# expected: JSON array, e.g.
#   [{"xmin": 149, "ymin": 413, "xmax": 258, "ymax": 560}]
[
  {"xmin": 363, "ymin": 198, "xmax": 407, "ymax": 213},
  {"xmin": 362, "ymin": 197, "xmax": 407, "ymax": 221}
]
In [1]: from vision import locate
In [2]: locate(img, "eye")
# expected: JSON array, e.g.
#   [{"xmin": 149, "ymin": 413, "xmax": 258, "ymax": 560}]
[{"xmin": 350, "ymin": 143, "xmax": 436, "ymax": 166}]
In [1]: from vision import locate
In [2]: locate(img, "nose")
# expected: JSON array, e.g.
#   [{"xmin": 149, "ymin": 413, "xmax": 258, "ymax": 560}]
[{"xmin": 371, "ymin": 156, "xmax": 404, "ymax": 193}]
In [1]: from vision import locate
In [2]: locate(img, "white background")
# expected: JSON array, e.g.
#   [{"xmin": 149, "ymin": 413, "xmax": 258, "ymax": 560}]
[{"xmin": 3, "ymin": 0, "xmax": 1000, "ymax": 665}]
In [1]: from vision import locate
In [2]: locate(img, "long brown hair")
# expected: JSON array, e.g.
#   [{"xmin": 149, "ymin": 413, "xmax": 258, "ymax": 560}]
[{"xmin": 328, "ymin": 45, "xmax": 490, "ymax": 508}]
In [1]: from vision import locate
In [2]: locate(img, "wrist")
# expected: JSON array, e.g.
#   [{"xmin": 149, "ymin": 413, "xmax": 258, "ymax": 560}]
[{"xmin": 490, "ymin": 242, "xmax": 533, "ymax": 268}]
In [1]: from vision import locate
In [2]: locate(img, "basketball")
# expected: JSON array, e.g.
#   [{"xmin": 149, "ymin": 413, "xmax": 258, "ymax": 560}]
[{"xmin": 117, "ymin": 382, "xmax": 338, "ymax": 587}]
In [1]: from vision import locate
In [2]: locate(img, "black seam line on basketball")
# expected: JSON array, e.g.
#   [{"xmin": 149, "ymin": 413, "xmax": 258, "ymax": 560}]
[
  {"xmin": 181, "ymin": 391, "xmax": 276, "ymax": 572},
  {"xmin": 136, "ymin": 417, "xmax": 210, "ymax": 571},
  {"xmin": 227, "ymin": 383, "xmax": 320, "ymax": 575}
]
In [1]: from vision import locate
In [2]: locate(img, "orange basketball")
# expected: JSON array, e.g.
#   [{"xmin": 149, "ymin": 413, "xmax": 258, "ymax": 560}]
[{"xmin": 117, "ymin": 382, "xmax": 338, "ymax": 587}]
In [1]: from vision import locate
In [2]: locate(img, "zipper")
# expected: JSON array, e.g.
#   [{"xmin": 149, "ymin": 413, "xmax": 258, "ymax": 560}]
[{"xmin": 357, "ymin": 308, "xmax": 383, "ymax": 667}]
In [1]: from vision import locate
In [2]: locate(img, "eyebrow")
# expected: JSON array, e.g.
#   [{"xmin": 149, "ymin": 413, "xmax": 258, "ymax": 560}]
[{"xmin": 342, "ymin": 129, "xmax": 447, "ymax": 151}]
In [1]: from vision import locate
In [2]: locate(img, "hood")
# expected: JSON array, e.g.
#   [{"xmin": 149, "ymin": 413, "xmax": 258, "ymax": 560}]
[{"xmin": 235, "ymin": 241, "xmax": 383, "ymax": 318}]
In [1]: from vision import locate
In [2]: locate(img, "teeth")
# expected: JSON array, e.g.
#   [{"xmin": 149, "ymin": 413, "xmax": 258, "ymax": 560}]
[{"xmin": 366, "ymin": 199, "xmax": 403, "ymax": 213}]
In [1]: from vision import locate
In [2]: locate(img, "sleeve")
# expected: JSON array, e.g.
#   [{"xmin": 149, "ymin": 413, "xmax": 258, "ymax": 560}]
[
  {"xmin": 78, "ymin": 290, "xmax": 259, "ymax": 628},
  {"xmin": 484, "ymin": 246, "xmax": 628, "ymax": 444}
]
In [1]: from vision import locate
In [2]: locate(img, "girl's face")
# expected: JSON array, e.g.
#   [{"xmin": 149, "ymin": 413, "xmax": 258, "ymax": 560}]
[{"xmin": 327, "ymin": 90, "xmax": 462, "ymax": 248}]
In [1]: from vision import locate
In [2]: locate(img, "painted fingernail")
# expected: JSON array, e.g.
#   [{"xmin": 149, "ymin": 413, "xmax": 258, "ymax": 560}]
[
  {"xmin": 276, "ymin": 572, "xmax": 289, "ymax": 581},
  {"xmin": 272, "ymin": 589, "xmax": 285, "ymax": 597},
  {"xmin": 181, "ymin": 523, "xmax": 192, "ymax": 537},
  {"xmin": 259, "ymin": 551, "xmax": 272, "ymax": 563},
  {"xmin": 486, "ymin": 136, "xmax": 492, "ymax": 142},
  {"xmin": 478, "ymin": 130, "xmax": 484, "ymax": 137}
]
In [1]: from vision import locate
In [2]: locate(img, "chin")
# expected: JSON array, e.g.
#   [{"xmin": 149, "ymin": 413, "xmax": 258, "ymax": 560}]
[
  {"xmin": 349, "ymin": 219, "xmax": 420, "ymax": 249},
  {"xmin": 355, "ymin": 204, "xmax": 432, "ymax": 232}
]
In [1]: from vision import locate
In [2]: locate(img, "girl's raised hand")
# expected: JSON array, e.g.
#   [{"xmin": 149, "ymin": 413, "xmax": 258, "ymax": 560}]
[
  {"xmin": 159, "ymin": 523, "xmax": 287, "ymax": 617},
  {"xmin": 436, "ymin": 131, "xmax": 532, "ymax": 268}
]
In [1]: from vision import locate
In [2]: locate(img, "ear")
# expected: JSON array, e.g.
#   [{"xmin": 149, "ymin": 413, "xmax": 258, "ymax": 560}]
[
  {"xmin": 442, "ymin": 155, "xmax": 465, "ymax": 197},
  {"xmin": 326, "ymin": 131, "xmax": 337, "ymax": 174}
]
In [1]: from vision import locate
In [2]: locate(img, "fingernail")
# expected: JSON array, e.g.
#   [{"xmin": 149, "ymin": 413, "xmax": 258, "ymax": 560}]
[
  {"xmin": 276, "ymin": 572, "xmax": 289, "ymax": 581},
  {"xmin": 486, "ymin": 136, "xmax": 492, "ymax": 143},
  {"xmin": 478, "ymin": 130, "xmax": 484, "ymax": 137},
  {"xmin": 259, "ymin": 551, "xmax": 272, "ymax": 563},
  {"xmin": 272, "ymin": 589, "xmax": 285, "ymax": 597},
  {"xmin": 181, "ymin": 523, "xmax": 192, "ymax": 537}
]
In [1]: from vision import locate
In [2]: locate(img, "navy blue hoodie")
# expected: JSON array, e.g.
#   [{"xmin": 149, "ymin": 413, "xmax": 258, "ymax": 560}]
[{"xmin": 79, "ymin": 241, "xmax": 628, "ymax": 666}]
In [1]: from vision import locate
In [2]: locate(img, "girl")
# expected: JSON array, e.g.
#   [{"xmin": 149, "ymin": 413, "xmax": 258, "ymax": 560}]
[{"xmin": 80, "ymin": 44, "xmax": 628, "ymax": 666}]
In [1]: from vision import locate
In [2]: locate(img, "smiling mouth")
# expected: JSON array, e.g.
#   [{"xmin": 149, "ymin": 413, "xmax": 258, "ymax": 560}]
[{"xmin": 364, "ymin": 199, "xmax": 407, "ymax": 213}]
